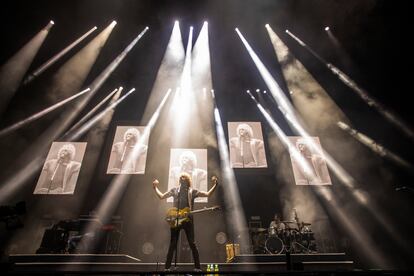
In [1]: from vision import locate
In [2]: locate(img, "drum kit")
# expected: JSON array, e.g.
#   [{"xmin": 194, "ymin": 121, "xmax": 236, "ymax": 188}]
[{"xmin": 249, "ymin": 220, "xmax": 317, "ymax": 255}]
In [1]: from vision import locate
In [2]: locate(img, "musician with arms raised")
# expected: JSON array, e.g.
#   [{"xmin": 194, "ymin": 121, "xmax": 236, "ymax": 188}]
[{"xmin": 152, "ymin": 172, "xmax": 218, "ymax": 272}]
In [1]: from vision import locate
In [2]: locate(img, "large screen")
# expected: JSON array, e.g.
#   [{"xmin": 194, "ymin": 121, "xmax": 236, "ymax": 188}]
[
  {"xmin": 34, "ymin": 142, "xmax": 87, "ymax": 194},
  {"xmin": 167, "ymin": 148, "xmax": 208, "ymax": 203},
  {"xmin": 107, "ymin": 126, "xmax": 149, "ymax": 174},
  {"xmin": 228, "ymin": 122, "xmax": 268, "ymax": 168},
  {"xmin": 288, "ymin": 136, "xmax": 332, "ymax": 185}
]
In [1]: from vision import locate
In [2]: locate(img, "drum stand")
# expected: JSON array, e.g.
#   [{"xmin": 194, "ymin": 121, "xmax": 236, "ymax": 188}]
[{"xmin": 291, "ymin": 240, "xmax": 312, "ymax": 253}]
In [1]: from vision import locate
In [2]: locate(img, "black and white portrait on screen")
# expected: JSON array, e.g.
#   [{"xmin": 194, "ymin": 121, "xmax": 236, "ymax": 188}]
[
  {"xmin": 228, "ymin": 122, "xmax": 268, "ymax": 168},
  {"xmin": 288, "ymin": 136, "xmax": 331, "ymax": 185},
  {"xmin": 34, "ymin": 142, "xmax": 87, "ymax": 195},
  {"xmin": 106, "ymin": 126, "xmax": 149, "ymax": 174},
  {"xmin": 168, "ymin": 149, "xmax": 208, "ymax": 203}
]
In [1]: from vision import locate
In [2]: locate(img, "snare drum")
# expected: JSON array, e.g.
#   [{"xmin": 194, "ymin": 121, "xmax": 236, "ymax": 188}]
[{"xmin": 265, "ymin": 236, "xmax": 284, "ymax": 254}]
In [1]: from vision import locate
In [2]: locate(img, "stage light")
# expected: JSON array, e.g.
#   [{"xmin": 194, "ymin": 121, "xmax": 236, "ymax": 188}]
[
  {"xmin": 110, "ymin": 20, "xmax": 117, "ymax": 27},
  {"xmin": 256, "ymin": 89, "xmax": 260, "ymax": 92},
  {"xmin": 154, "ymin": 20, "xmax": 183, "ymax": 67},
  {"xmin": 285, "ymin": 29, "xmax": 288, "ymax": 33},
  {"xmin": 0, "ymin": 26, "xmax": 147, "ymax": 203},
  {"xmin": 246, "ymin": 90, "xmax": 318, "ymax": 182},
  {"xmin": 0, "ymin": 88, "xmax": 91, "ymax": 138},
  {"xmin": 337, "ymin": 121, "xmax": 414, "ymax": 171},
  {"xmin": 285, "ymin": 28, "xmax": 414, "ymax": 141},
  {"xmin": 246, "ymin": 89, "xmax": 389, "ymax": 267},
  {"xmin": 238, "ymin": 27, "xmax": 361, "ymax": 189},
  {"xmin": 235, "ymin": 27, "xmax": 239, "ymax": 31},
  {"xmin": 213, "ymin": 105, "xmax": 250, "ymax": 254},
  {"xmin": 145, "ymin": 26, "xmax": 149, "ymax": 30},
  {"xmin": 265, "ymin": 24, "xmax": 270, "ymax": 28},
  {"xmin": 23, "ymin": 25, "xmax": 99, "ymax": 85},
  {"xmin": 263, "ymin": 90, "xmax": 267, "ymax": 94},
  {"xmin": 82, "ymin": 89, "xmax": 172, "ymax": 251},
  {"xmin": 265, "ymin": 24, "xmax": 408, "ymax": 260},
  {"xmin": 66, "ymin": 88, "xmax": 136, "ymax": 141},
  {"xmin": 64, "ymin": 87, "xmax": 120, "ymax": 136},
  {"xmin": 0, "ymin": 21, "xmax": 53, "ymax": 114},
  {"xmin": 325, "ymin": 26, "xmax": 330, "ymax": 31},
  {"xmin": 204, "ymin": 21, "xmax": 208, "ymax": 25},
  {"xmin": 45, "ymin": 21, "xmax": 54, "ymax": 30}
]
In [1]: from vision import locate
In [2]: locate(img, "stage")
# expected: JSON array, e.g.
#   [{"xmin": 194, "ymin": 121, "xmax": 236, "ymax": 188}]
[
  {"xmin": 1, "ymin": 0, "xmax": 413, "ymax": 274},
  {"xmin": 5, "ymin": 253, "xmax": 360, "ymax": 274}
]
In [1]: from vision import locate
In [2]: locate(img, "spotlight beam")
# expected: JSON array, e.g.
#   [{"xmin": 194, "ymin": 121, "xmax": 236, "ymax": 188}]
[
  {"xmin": 65, "ymin": 87, "xmax": 120, "ymax": 135},
  {"xmin": 213, "ymin": 106, "xmax": 251, "ymax": 256},
  {"xmin": 0, "ymin": 88, "xmax": 90, "ymax": 138},
  {"xmin": 285, "ymin": 29, "xmax": 414, "ymax": 142},
  {"xmin": 64, "ymin": 88, "xmax": 136, "ymax": 141},
  {"xmin": 0, "ymin": 27, "xmax": 148, "ymax": 204},
  {"xmin": 246, "ymin": 91, "xmax": 390, "ymax": 268},
  {"xmin": 0, "ymin": 21, "xmax": 54, "ymax": 115},
  {"xmin": 141, "ymin": 21, "xmax": 184, "ymax": 123},
  {"xmin": 236, "ymin": 28, "xmax": 356, "ymax": 189},
  {"xmin": 268, "ymin": 25, "xmax": 412, "ymax": 260},
  {"xmin": 170, "ymin": 27, "xmax": 195, "ymax": 144},
  {"xmin": 81, "ymin": 89, "xmax": 173, "ymax": 251},
  {"xmin": 88, "ymin": 26, "xmax": 149, "ymax": 93},
  {"xmin": 23, "ymin": 26, "xmax": 98, "ymax": 85},
  {"xmin": 246, "ymin": 91, "xmax": 318, "ymax": 181},
  {"xmin": 338, "ymin": 121, "xmax": 414, "ymax": 172}
]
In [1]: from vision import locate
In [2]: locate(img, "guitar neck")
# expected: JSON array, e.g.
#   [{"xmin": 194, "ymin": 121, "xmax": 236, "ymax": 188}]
[{"xmin": 190, "ymin": 206, "xmax": 219, "ymax": 214}]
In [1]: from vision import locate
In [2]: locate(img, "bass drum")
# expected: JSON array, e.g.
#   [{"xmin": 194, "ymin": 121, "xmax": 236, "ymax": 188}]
[{"xmin": 265, "ymin": 236, "xmax": 284, "ymax": 254}]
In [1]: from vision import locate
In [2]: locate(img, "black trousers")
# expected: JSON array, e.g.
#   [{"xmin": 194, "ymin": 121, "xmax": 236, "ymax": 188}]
[{"xmin": 165, "ymin": 220, "xmax": 200, "ymax": 269}]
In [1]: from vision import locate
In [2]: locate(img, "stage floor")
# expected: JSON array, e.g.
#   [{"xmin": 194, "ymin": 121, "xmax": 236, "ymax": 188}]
[{"xmin": 3, "ymin": 252, "xmax": 360, "ymax": 274}]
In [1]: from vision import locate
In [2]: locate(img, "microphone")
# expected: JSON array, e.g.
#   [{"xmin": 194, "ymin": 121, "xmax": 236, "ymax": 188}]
[{"xmin": 50, "ymin": 162, "xmax": 60, "ymax": 181}]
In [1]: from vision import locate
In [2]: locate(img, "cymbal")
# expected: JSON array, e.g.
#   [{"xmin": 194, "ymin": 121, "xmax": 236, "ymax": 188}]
[{"xmin": 249, "ymin": 227, "xmax": 267, "ymax": 233}]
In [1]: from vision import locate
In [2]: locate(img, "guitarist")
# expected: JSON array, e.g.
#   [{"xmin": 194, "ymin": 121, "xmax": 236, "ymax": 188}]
[{"xmin": 152, "ymin": 172, "xmax": 218, "ymax": 272}]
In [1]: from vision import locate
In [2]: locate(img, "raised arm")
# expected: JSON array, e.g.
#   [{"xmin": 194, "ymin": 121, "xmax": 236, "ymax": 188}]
[
  {"xmin": 152, "ymin": 179, "xmax": 171, "ymax": 200},
  {"xmin": 198, "ymin": 176, "xmax": 218, "ymax": 197}
]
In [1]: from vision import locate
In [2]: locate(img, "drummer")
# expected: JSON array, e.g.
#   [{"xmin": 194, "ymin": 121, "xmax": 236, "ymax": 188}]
[{"xmin": 268, "ymin": 214, "xmax": 285, "ymax": 236}]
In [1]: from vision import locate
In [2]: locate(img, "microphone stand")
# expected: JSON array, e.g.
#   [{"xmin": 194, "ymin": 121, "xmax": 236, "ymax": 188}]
[
  {"xmin": 174, "ymin": 186, "xmax": 181, "ymax": 270},
  {"xmin": 119, "ymin": 141, "xmax": 129, "ymax": 172},
  {"xmin": 47, "ymin": 160, "xmax": 61, "ymax": 194}
]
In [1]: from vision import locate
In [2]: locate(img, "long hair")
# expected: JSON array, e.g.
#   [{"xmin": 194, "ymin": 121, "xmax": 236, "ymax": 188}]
[
  {"xmin": 57, "ymin": 143, "xmax": 76, "ymax": 160},
  {"xmin": 123, "ymin": 127, "xmax": 140, "ymax": 142},
  {"xmin": 237, "ymin": 123, "xmax": 253, "ymax": 138},
  {"xmin": 179, "ymin": 172, "xmax": 192, "ymax": 188},
  {"xmin": 179, "ymin": 150, "xmax": 197, "ymax": 167}
]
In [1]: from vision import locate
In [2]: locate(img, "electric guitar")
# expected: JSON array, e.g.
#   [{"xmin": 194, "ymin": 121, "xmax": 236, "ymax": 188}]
[{"xmin": 165, "ymin": 206, "xmax": 221, "ymax": 228}]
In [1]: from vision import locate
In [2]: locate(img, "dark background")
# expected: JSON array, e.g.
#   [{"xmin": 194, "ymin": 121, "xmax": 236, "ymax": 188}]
[{"xmin": 0, "ymin": 0, "xmax": 413, "ymax": 269}]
